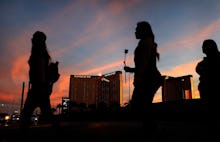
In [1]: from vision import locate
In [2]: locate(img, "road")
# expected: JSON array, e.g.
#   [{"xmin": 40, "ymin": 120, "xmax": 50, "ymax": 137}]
[{"xmin": 1, "ymin": 99, "xmax": 219, "ymax": 142}]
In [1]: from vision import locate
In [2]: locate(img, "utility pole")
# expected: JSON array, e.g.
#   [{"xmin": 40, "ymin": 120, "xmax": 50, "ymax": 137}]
[
  {"xmin": 123, "ymin": 49, "xmax": 128, "ymax": 83},
  {"xmin": 20, "ymin": 82, "xmax": 25, "ymax": 114}
]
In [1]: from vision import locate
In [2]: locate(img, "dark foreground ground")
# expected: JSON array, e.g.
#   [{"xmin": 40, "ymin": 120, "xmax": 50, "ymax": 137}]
[{"xmin": 0, "ymin": 99, "xmax": 219, "ymax": 142}]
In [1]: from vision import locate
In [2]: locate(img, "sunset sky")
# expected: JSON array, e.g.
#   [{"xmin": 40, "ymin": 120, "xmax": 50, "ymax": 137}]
[{"xmin": 1, "ymin": 0, "xmax": 220, "ymax": 112}]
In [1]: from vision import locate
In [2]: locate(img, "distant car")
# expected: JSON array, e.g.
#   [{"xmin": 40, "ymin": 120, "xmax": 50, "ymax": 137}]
[
  {"xmin": 11, "ymin": 113, "xmax": 20, "ymax": 121},
  {"xmin": 0, "ymin": 113, "xmax": 11, "ymax": 126}
]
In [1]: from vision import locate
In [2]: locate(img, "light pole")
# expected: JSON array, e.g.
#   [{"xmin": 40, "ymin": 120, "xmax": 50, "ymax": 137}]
[
  {"xmin": 20, "ymin": 82, "xmax": 25, "ymax": 114},
  {"xmin": 123, "ymin": 49, "xmax": 128, "ymax": 83}
]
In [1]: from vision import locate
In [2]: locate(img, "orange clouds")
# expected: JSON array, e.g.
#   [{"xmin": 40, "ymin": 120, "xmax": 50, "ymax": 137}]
[
  {"xmin": 11, "ymin": 55, "xmax": 29, "ymax": 83},
  {"xmin": 161, "ymin": 60, "xmax": 200, "ymax": 78},
  {"xmin": 50, "ymin": 73, "xmax": 70, "ymax": 107},
  {"xmin": 3, "ymin": 1, "xmax": 220, "ymax": 110},
  {"xmin": 77, "ymin": 60, "xmax": 123, "ymax": 75},
  {"xmin": 160, "ymin": 60, "xmax": 201, "ymax": 99}
]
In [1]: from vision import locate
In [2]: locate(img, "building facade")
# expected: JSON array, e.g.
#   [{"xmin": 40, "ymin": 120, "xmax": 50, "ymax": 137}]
[
  {"xmin": 162, "ymin": 75, "xmax": 195, "ymax": 102},
  {"xmin": 69, "ymin": 71, "xmax": 123, "ymax": 107}
]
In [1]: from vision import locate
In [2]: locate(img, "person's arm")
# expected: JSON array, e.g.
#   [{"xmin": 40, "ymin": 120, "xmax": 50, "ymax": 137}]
[
  {"xmin": 196, "ymin": 59, "xmax": 205, "ymax": 75},
  {"xmin": 124, "ymin": 66, "xmax": 135, "ymax": 73}
]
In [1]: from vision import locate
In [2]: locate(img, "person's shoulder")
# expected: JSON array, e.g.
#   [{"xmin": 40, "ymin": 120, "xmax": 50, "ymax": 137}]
[
  {"xmin": 139, "ymin": 38, "xmax": 154, "ymax": 48},
  {"xmin": 196, "ymin": 58, "xmax": 206, "ymax": 66}
]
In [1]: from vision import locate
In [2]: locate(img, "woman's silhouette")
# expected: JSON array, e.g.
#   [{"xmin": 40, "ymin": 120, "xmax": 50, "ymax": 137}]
[
  {"xmin": 124, "ymin": 21, "xmax": 162, "ymax": 113},
  {"xmin": 196, "ymin": 39, "xmax": 220, "ymax": 108},
  {"xmin": 124, "ymin": 21, "xmax": 162, "ymax": 140},
  {"xmin": 20, "ymin": 31, "xmax": 57, "ymax": 128}
]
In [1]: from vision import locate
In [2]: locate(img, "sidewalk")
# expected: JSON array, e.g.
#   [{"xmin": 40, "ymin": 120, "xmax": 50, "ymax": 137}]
[
  {"xmin": 0, "ymin": 118, "xmax": 216, "ymax": 142},
  {"xmin": 1, "ymin": 99, "xmax": 219, "ymax": 142}
]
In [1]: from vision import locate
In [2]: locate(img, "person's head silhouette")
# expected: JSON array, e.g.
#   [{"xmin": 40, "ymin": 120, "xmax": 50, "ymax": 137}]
[
  {"xmin": 202, "ymin": 39, "xmax": 219, "ymax": 57},
  {"xmin": 29, "ymin": 31, "xmax": 50, "ymax": 63},
  {"xmin": 135, "ymin": 21, "xmax": 154, "ymax": 40},
  {"xmin": 32, "ymin": 31, "xmax": 47, "ymax": 46}
]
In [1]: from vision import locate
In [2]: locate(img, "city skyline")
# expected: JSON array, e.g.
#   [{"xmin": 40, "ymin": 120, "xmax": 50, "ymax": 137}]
[{"xmin": 1, "ymin": 0, "xmax": 220, "ymax": 110}]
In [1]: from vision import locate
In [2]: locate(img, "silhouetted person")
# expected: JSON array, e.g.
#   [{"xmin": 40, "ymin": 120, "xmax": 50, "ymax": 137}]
[
  {"xmin": 20, "ymin": 31, "xmax": 58, "ymax": 129},
  {"xmin": 196, "ymin": 39, "xmax": 220, "ymax": 141},
  {"xmin": 124, "ymin": 21, "xmax": 162, "ymax": 113},
  {"xmin": 124, "ymin": 21, "xmax": 162, "ymax": 140},
  {"xmin": 196, "ymin": 39, "xmax": 220, "ymax": 110}
]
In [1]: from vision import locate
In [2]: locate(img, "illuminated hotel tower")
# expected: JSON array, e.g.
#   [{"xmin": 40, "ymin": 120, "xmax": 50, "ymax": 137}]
[
  {"xmin": 162, "ymin": 75, "xmax": 195, "ymax": 102},
  {"xmin": 69, "ymin": 71, "xmax": 123, "ymax": 107}
]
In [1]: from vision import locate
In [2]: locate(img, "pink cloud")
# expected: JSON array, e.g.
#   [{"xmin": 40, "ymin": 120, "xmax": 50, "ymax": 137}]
[
  {"xmin": 78, "ymin": 60, "xmax": 122, "ymax": 75},
  {"xmin": 52, "ymin": 0, "xmax": 140, "ymax": 58},
  {"xmin": 160, "ymin": 18, "xmax": 220, "ymax": 53},
  {"xmin": 107, "ymin": 0, "xmax": 140, "ymax": 15}
]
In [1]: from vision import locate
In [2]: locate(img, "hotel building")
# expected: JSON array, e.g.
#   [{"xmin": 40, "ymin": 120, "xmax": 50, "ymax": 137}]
[
  {"xmin": 162, "ymin": 75, "xmax": 195, "ymax": 102},
  {"xmin": 69, "ymin": 71, "xmax": 123, "ymax": 107}
]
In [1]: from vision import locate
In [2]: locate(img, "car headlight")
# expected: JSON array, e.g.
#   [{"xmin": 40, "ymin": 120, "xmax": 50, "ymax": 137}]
[{"xmin": 5, "ymin": 115, "xmax": 10, "ymax": 120}]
